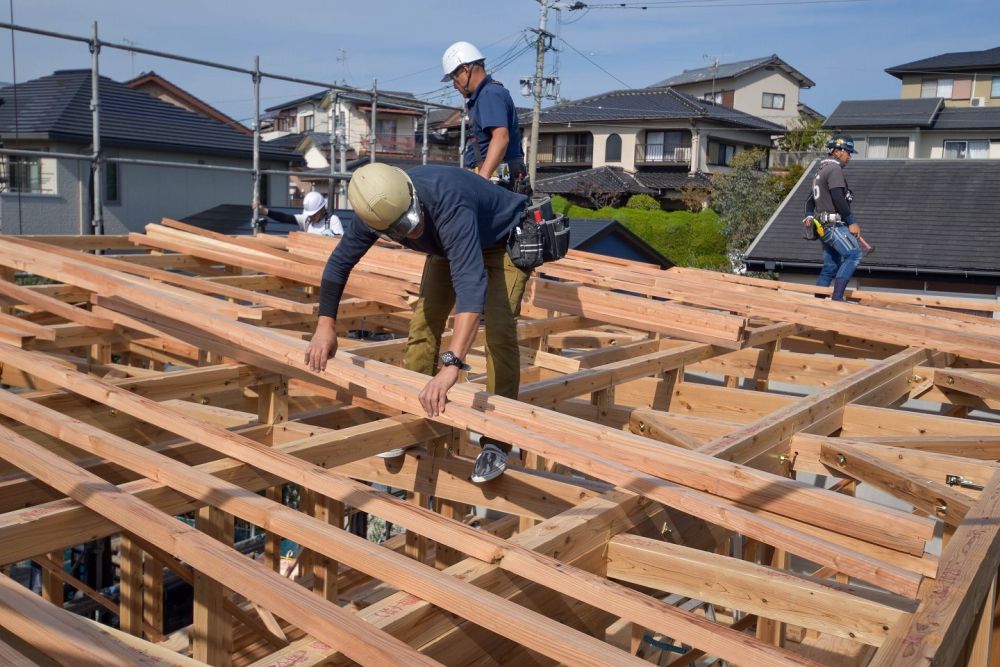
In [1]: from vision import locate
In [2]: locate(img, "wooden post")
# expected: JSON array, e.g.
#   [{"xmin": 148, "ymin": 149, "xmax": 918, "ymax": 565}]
[
  {"xmin": 192, "ymin": 506, "xmax": 233, "ymax": 666},
  {"xmin": 754, "ymin": 340, "xmax": 780, "ymax": 392},
  {"xmin": 143, "ymin": 552, "xmax": 165, "ymax": 643},
  {"xmin": 311, "ymin": 495, "xmax": 343, "ymax": 602},
  {"xmin": 40, "ymin": 549, "xmax": 64, "ymax": 608},
  {"xmin": 258, "ymin": 379, "xmax": 288, "ymax": 572},
  {"xmin": 118, "ymin": 534, "xmax": 144, "ymax": 637}
]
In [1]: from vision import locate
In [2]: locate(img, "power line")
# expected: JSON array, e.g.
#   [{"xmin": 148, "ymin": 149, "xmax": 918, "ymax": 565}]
[{"xmin": 557, "ymin": 35, "xmax": 632, "ymax": 90}]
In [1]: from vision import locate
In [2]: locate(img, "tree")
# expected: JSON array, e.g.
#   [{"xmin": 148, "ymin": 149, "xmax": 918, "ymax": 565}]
[
  {"xmin": 778, "ymin": 116, "xmax": 829, "ymax": 153},
  {"xmin": 710, "ymin": 148, "xmax": 783, "ymax": 274}
]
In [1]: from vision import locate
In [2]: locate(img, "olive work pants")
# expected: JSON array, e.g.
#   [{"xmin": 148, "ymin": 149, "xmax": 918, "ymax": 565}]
[{"xmin": 404, "ymin": 241, "xmax": 531, "ymax": 418}]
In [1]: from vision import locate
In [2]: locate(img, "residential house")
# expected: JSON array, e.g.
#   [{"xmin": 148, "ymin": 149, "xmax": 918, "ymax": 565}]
[
  {"xmin": 745, "ymin": 159, "xmax": 1000, "ymax": 306},
  {"xmin": 0, "ymin": 70, "xmax": 298, "ymax": 235},
  {"xmin": 823, "ymin": 98, "xmax": 1000, "ymax": 159},
  {"xmin": 886, "ymin": 46, "xmax": 1000, "ymax": 108},
  {"xmin": 533, "ymin": 87, "xmax": 783, "ymax": 207},
  {"xmin": 648, "ymin": 55, "xmax": 816, "ymax": 129},
  {"xmin": 125, "ymin": 71, "xmax": 251, "ymax": 136},
  {"xmin": 262, "ymin": 88, "xmax": 436, "ymax": 204}
]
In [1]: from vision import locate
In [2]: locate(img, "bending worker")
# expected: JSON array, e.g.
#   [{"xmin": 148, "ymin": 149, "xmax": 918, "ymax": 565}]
[
  {"xmin": 306, "ymin": 163, "xmax": 532, "ymax": 483},
  {"xmin": 256, "ymin": 191, "xmax": 344, "ymax": 236},
  {"xmin": 805, "ymin": 134, "xmax": 862, "ymax": 301},
  {"xmin": 441, "ymin": 41, "xmax": 530, "ymax": 195}
]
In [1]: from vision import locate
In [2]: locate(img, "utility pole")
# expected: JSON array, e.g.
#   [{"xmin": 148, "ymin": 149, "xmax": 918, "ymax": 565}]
[{"xmin": 527, "ymin": 1, "xmax": 585, "ymax": 189}]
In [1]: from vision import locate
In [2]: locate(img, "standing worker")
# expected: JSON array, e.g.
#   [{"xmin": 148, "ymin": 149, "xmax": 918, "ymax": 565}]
[
  {"xmin": 804, "ymin": 134, "xmax": 862, "ymax": 301},
  {"xmin": 306, "ymin": 163, "xmax": 533, "ymax": 483},
  {"xmin": 441, "ymin": 41, "xmax": 530, "ymax": 195},
  {"xmin": 256, "ymin": 191, "xmax": 344, "ymax": 236}
]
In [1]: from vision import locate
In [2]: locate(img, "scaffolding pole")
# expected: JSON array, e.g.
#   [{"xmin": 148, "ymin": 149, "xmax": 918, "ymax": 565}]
[
  {"xmin": 252, "ymin": 56, "xmax": 262, "ymax": 233},
  {"xmin": 422, "ymin": 106, "xmax": 429, "ymax": 166},
  {"xmin": 369, "ymin": 80, "xmax": 378, "ymax": 164},
  {"xmin": 89, "ymin": 21, "xmax": 104, "ymax": 236}
]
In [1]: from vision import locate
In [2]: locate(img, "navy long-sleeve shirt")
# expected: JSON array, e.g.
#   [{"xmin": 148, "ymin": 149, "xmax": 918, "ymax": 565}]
[{"xmin": 319, "ymin": 165, "xmax": 528, "ymax": 318}]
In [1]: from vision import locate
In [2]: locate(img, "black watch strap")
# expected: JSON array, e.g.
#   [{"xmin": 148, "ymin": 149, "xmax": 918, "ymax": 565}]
[{"xmin": 440, "ymin": 351, "xmax": 470, "ymax": 371}]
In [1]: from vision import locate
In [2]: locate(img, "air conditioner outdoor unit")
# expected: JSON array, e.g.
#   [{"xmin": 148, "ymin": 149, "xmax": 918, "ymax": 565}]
[{"xmin": 971, "ymin": 97, "xmax": 986, "ymax": 107}]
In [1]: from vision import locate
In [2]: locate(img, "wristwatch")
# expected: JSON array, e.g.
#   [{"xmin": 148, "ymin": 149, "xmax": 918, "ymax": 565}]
[{"xmin": 440, "ymin": 351, "xmax": 470, "ymax": 371}]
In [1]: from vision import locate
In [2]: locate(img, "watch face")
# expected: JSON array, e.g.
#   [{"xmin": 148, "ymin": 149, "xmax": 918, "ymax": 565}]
[{"xmin": 441, "ymin": 352, "xmax": 459, "ymax": 367}]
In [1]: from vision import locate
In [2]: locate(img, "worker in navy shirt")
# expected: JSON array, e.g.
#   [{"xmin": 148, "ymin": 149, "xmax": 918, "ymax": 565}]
[
  {"xmin": 306, "ymin": 163, "xmax": 531, "ymax": 483},
  {"xmin": 441, "ymin": 41, "xmax": 529, "ymax": 195}
]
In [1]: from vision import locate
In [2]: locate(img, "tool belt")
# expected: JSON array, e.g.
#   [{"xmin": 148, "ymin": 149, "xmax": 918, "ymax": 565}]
[
  {"xmin": 493, "ymin": 160, "xmax": 533, "ymax": 197},
  {"xmin": 505, "ymin": 196, "xmax": 570, "ymax": 271}
]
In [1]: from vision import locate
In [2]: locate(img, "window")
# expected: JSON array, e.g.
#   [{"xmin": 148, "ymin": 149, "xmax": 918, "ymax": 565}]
[
  {"xmin": 0, "ymin": 155, "xmax": 57, "ymax": 194},
  {"xmin": 952, "ymin": 78, "xmax": 972, "ymax": 100},
  {"xmin": 865, "ymin": 136, "xmax": 909, "ymax": 159},
  {"xmin": 640, "ymin": 130, "xmax": 690, "ymax": 162},
  {"xmin": 762, "ymin": 92, "xmax": 785, "ymax": 110},
  {"xmin": 703, "ymin": 91, "xmax": 723, "ymax": 105},
  {"xmin": 708, "ymin": 140, "xmax": 737, "ymax": 166},
  {"xmin": 920, "ymin": 78, "xmax": 953, "ymax": 98},
  {"xmin": 299, "ymin": 113, "xmax": 315, "ymax": 132},
  {"xmin": 944, "ymin": 140, "xmax": 989, "ymax": 159},
  {"xmin": 605, "ymin": 134, "xmax": 622, "ymax": 162},
  {"xmin": 104, "ymin": 162, "xmax": 120, "ymax": 204},
  {"xmin": 551, "ymin": 133, "xmax": 592, "ymax": 163},
  {"xmin": 992, "ymin": 76, "xmax": 1000, "ymax": 98}
]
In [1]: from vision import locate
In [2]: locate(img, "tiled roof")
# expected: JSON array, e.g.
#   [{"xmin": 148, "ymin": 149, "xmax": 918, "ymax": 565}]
[
  {"xmin": 649, "ymin": 55, "xmax": 814, "ymax": 88},
  {"xmin": 823, "ymin": 99, "xmax": 943, "ymax": 129},
  {"xmin": 825, "ymin": 98, "xmax": 1000, "ymax": 131},
  {"xmin": 886, "ymin": 46, "xmax": 1000, "ymax": 77},
  {"xmin": 535, "ymin": 167, "xmax": 655, "ymax": 196},
  {"xmin": 746, "ymin": 159, "xmax": 1000, "ymax": 277},
  {"xmin": 635, "ymin": 171, "xmax": 711, "ymax": 192},
  {"xmin": 0, "ymin": 70, "xmax": 298, "ymax": 162},
  {"xmin": 537, "ymin": 88, "xmax": 784, "ymax": 132}
]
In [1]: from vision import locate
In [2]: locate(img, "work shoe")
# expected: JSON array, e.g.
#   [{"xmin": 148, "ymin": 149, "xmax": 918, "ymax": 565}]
[
  {"xmin": 376, "ymin": 446, "xmax": 408, "ymax": 459},
  {"xmin": 471, "ymin": 443, "xmax": 507, "ymax": 484}
]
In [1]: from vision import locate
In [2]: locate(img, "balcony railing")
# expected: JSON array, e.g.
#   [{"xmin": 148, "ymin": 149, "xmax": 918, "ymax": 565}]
[
  {"xmin": 635, "ymin": 144, "xmax": 692, "ymax": 165},
  {"xmin": 358, "ymin": 133, "xmax": 417, "ymax": 156},
  {"xmin": 537, "ymin": 143, "xmax": 593, "ymax": 165},
  {"xmin": 769, "ymin": 151, "xmax": 823, "ymax": 169}
]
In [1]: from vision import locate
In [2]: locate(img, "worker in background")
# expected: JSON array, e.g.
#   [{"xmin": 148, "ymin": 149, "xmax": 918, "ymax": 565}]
[
  {"xmin": 255, "ymin": 191, "xmax": 344, "ymax": 236},
  {"xmin": 306, "ymin": 163, "xmax": 532, "ymax": 484},
  {"xmin": 441, "ymin": 41, "xmax": 531, "ymax": 196},
  {"xmin": 804, "ymin": 134, "xmax": 862, "ymax": 301}
]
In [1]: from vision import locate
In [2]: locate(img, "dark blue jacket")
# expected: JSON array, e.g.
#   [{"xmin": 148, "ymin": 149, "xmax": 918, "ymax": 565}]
[
  {"xmin": 320, "ymin": 165, "xmax": 528, "ymax": 317},
  {"xmin": 465, "ymin": 76, "xmax": 524, "ymax": 169}
]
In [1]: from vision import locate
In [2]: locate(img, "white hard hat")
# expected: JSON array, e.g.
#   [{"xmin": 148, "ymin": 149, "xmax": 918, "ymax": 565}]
[
  {"xmin": 441, "ymin": 41, "xmax": 485, "ymax": 82},
  {"xmin": 302, "ymin": 191, "xmax": 327, "ymax": 216},
  {"xmin": 347, "ymin": 163, "xmax": 416, "ymax": 235}
]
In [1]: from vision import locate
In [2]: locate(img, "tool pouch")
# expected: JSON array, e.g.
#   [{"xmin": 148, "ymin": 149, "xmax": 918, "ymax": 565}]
[
  {"xmin": 801, "ymin": 217, "xmax": 818, "ymax": 241},
  {"xmin": 506, "ymin": 197, "xmax": 570, "ymax": 271}
]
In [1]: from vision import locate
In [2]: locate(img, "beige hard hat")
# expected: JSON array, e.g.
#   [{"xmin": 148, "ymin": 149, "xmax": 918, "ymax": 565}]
[{"xmin": 347, "ymin": 163, "xmax": 416, "ymax": 233}]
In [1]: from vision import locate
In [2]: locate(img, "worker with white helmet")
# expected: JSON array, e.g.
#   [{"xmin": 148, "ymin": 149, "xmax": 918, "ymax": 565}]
[
  {"xmin": 306, "ymin": 162, "xmax": 533, "ymax": 483},
  {"xmin": 441, "ymin": 41, "xmax": 529, "ymax": 195},
  {"xmin": 256, "ymin": 191, "xmax": 344, "ymax": 236}
]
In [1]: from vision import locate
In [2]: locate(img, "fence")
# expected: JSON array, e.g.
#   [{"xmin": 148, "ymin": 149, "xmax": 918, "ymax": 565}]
[{"xmin": 0, "ymin": 20, "xmax": 464, "ymax": 234}]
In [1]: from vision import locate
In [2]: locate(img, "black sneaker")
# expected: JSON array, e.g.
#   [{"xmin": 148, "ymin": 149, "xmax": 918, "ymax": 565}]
[{"xmin": 471, "ymin": 443, "xmax": 507, "ymax": 484}]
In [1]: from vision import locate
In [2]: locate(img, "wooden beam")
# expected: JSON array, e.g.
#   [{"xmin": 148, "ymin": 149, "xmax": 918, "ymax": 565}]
[
  {"xmin": 0, "ymin": 423, "xmax": 440, "ymax": 666},
  {"xmin": 607, "ymin": 533, "xmax": 910, "ymax": 646},
  {"xmin": 871, "ymin": 471, "xmax": 1000, "ymax": 667}
]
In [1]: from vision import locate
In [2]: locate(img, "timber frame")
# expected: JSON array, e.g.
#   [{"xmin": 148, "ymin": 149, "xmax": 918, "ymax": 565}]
[{"xmin": 0, "ymin": 222, "xmax": 998, "ymax": 666}]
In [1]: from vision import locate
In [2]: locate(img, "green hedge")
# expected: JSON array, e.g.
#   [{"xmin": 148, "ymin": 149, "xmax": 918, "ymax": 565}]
[{"xmin": 551, "ymin": 195, "xmax": 727, "ymax": 269}]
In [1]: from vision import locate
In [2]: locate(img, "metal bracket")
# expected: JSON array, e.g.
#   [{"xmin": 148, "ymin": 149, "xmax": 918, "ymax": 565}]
[{"xmin": 946, "ymin": 474, "xmax": 984, "ymax": 491}]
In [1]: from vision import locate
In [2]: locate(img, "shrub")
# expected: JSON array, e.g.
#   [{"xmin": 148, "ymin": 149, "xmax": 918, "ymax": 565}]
[{"xmin": 625, "ymin": 194, "xmax": 660, "ymax": 211}]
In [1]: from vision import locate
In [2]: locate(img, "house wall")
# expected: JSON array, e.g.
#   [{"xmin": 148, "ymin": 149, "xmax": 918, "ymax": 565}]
[
  {"xmin": 2, "ymin": 144, "xmax": 289, "ymax": 235},
  {"xmin": 674, "ymin": 68, "xmax": 802, "ymax": 127},
  {"xmin": 918, "ymin": 132, "xmax": 1000, "ymax": 159},
  {"xmin": 0, "ymin": 142, "xmax": 88, "ymax": 235},
  {"xmin": 899, "ymin": 71, "xmax": 1000, "ymax": 107}
]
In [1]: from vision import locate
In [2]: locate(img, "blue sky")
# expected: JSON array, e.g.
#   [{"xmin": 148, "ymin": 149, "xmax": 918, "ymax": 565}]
[{"xmin": 2, "ymin": 0, "xmax": 997, "ymax": 124}]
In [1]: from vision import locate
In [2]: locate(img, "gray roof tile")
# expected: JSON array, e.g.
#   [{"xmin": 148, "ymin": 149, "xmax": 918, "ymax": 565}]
[
  {"xmin": 824, "ymin": 98, "xmax": 942, "ymax": 129},
  {"xmin": 886, "ymin": 46, "xmax": 1000, "ymax": 76},
  {"xmin": 746, "ymin": 159, "xmax": 1000, "ymax": 276},
  {"xmin": 0, "ymin": 70, "xmax": 298, "ymax": 161},
  {"xmin": 648, "ymin": 54, "xmax": 814, "ymax": 89}
]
